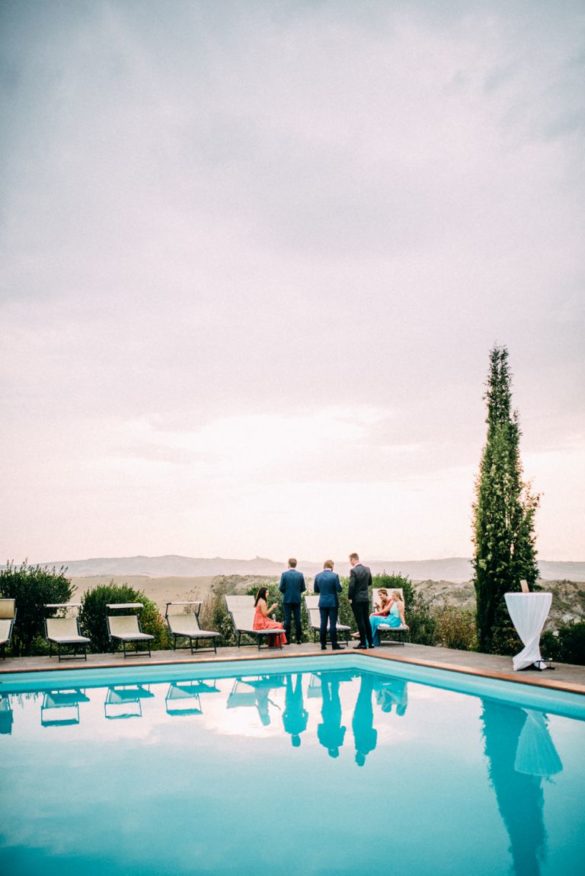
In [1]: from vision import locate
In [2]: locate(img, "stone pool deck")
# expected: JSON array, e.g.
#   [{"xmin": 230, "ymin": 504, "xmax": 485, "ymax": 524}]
[{"xmin": 2, "ymin": 641, "xmax": 584, "ymax": 695}]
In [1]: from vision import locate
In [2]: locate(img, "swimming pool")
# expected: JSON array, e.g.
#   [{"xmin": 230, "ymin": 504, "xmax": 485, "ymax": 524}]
[{"xmin": 1, "ymin": 655, "xmax": 584, "ymax": 875}]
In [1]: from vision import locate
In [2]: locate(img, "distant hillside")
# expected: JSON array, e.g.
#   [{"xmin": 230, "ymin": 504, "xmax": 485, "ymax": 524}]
[
  {"xmin": 67, "ymin": 573, "xmax": 585, "ymax": 633},
  {"xmin": 27, "ymin": 553, "xmax": 585, "ymax": 582}
]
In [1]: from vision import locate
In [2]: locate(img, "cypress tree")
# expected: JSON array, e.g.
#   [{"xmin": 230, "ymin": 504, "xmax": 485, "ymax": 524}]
[{"xmin": 473, "ymin": 346, "xmax": 539, "ymax": 654}]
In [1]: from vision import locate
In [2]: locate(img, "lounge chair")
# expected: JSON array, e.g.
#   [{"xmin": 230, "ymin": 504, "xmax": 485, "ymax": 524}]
[
  {"xmin": 0, "ymin": 598, "xmax": 16, "ymax": 658},
  {"xmin": 106, "ymin": 603, "xmax": 154, "ymax": 657},
  {"xmin": 304, "ymin": 595, "xmax": 351, "ymax": 647},
  {"xmin": 165, "ymin": 601, "xmax": 220, "ymax": 654},
  {"xmin": 225, "ymin": 595, "xmax": 285, "ymax": 649},
  {"xmin": 371, "ymin": 588, "xmax": 409, "ymax": 645},
  {"xmin": 44, "ymin": 603, "xmax": 91, "ymax": 661}
]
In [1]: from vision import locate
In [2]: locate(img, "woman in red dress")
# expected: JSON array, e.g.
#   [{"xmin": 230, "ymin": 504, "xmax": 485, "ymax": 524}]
[{"xmin": 253, "ymin": 587, "xmax": 287, "ymax": 648}]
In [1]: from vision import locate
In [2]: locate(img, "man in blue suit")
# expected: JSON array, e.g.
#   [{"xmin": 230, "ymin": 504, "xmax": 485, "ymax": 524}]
[
  {"xmin": 314, "ymin": 560, "xmax": 343, "ymax": 650},
  {"xmin": 279, "ymin": 558, "xmax": 306, "ymax": 644}
]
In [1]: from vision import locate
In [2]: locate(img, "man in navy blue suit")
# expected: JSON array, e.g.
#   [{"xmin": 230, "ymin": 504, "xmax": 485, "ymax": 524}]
[
  {"xmin": 314, "ymin": 560, "xmax": 343, "ymax": 650},
  {"xmin": 279, "ymin": 558, "xmax": 306, "ymax": 644}
]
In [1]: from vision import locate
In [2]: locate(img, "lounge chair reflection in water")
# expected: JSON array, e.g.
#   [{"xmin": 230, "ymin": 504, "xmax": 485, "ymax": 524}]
[
  {"xmin": 0, "ymin": 694, "xmax": 14, "ymax": 735},
  {"xmin": 41, "ymin": 689, "xmax": 90, "ymax": 727},
  {"xmin": 104, "ymin": 684, "xmax": 154, "ymax": 719},
  {"xmin": 165, "ymin": 680, "xmax": 221, "ymax": 716}
]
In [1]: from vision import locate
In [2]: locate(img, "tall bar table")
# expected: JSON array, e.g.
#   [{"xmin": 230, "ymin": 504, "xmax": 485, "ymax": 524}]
[{"xmin": 504, "ymin": 592, "xmax": 552, "ymax": 671}]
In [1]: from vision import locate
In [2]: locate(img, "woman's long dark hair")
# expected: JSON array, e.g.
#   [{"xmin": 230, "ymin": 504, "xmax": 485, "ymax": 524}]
[{"xmin": 255, "ymin": 587, "xmax": 268, "ymax": 606}]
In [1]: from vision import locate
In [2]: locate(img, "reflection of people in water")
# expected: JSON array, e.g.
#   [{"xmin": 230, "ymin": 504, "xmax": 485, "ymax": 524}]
[
  {"xmin": 254, "ymin": 687, "xmax": 272, "ymax": 726},
  {"xmin": 317, "ymin": 676, "xmax": 346, "ymax": 758},
  {"xmin": 376, "ymin": 677, "xmax": 408, "ymax": 716},
  {"xmin": 243, "ymin": 676, "xmax": 284, "ymax": 726},
  {"xmin": 352, "ymin": 674, "xmax": 378, "ymax": 766},
  {"xmin": 482, "ymin": 700, "xmax": 553, "ymax": 876},
  {"xmin": 282, "ymin": 674, "xmax": 308, "ymax": 747}
]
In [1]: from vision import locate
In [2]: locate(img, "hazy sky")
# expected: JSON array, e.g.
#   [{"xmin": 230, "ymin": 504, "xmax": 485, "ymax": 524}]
[{"xmin": 1, "ymin": 0, "xmax": 584, "ymax": 564}]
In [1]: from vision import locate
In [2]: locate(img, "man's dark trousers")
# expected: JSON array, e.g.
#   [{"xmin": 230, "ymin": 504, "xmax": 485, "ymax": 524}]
[
  {"xmin": 319, "ymin": 606, "xmax": 338, "ymax": 648},
  {"xmin": 284, "ymin": 603, "xmax": 302, "ymax": 644},
  {"xmin": 352, "ymin": 601, "xmax": 373, "ymax": 647}
]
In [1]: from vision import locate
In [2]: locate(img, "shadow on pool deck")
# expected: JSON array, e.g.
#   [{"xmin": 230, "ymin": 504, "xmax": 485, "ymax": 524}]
[{"xmin": 2, "ymin": 641, "xmax": 584, "ymax": 695}]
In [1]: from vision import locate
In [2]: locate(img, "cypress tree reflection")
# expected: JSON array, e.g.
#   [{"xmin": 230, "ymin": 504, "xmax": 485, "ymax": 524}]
[{"xmin": 481, "ymin": 700, "xmax": 562, "ymax": 876}]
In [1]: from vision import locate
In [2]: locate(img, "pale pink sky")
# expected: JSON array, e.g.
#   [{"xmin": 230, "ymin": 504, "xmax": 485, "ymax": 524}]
[{"xmin": 1, "ymin": 1, "xmax": 583, "ymax": 563}]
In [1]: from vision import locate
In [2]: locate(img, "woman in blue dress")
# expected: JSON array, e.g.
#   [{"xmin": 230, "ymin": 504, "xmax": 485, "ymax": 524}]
[{"xmin": 369, "ymin": 589, "xmax": 407, "ymax": 646}]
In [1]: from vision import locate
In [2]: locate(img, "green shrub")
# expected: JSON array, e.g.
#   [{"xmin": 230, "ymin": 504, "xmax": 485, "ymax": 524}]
[
  {"xmin": 542, "ymin": 623, "xmax": 585, "ymax": 666},
  {"xmin": 0, "ymin": 561, "xmax": 73, "ymax": 656},
  {"xmin": 337, "ymin": 588, "xmax": 354, "ymax": 633},
  {"xmin": 199, "ymin": 582, "xmax": 236, "ymax": 646},
  {"xmin": 373, "ymin": 573, "xmax": 415, "ymax": 607},
  {"xmin": 407, "ymin": 598, "xmax": 437, "ymax": 646},
  {"xmin": 433, "ymin": 605, "xmax": 477, "ymax": 651},
  {"xmin": 79, "ymin": 583, "xmax": 169, "ymax": 653}
]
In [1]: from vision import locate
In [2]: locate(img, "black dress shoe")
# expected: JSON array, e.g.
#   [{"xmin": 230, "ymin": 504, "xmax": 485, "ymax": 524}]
[
  {"xmin": 353, "ymin": 642, "xmax": 366, "ymax": 649},
  {"xmin": 321, "ymin": 645, "xmax": 327, "ymax": 650},
  {"xmin": 332, "ymin": 644, "xmax": 343, "ymax": 650}
]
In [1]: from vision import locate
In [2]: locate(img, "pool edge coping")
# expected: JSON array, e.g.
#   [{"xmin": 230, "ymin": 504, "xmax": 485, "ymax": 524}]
[{"xmin": 2, "ymin": 647, "xmax": 584, "ymax": 696}]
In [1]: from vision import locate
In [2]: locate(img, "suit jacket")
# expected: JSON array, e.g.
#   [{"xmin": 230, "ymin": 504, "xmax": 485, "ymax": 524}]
[
  {"xmin": 348, "ymin": 563, "xmax": 372, "ymax": 603},
  {"xmin": 314, "ymin": 569, "xmax": 342, "ymax": 608},
  {"xmin": 279, "ymin": 568, "xmax": 306, "ymax": 604}
]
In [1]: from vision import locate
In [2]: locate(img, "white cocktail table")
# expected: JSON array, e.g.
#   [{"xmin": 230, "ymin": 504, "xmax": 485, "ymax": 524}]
[{"xmin": 504, "ymin": 592, "xmax": 552, "ymax": 671}]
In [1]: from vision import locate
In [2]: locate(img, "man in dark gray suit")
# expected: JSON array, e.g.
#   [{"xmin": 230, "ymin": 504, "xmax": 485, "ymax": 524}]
[
  {"xmin": 348, "ymin": 552, "xmax": 374, "ymax": 648},
  {"xmin": 314, "ymin": 559, "xmax": 343, "ymax": 650},
  {"xmin": 279, "ymin": 558, "xmax": 306, "ymax": 644}
]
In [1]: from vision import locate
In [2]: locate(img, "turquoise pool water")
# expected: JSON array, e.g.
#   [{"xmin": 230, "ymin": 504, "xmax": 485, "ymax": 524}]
[{"xmin": 1, "ymin": 656, "xmax": 584, "ymax": 876}]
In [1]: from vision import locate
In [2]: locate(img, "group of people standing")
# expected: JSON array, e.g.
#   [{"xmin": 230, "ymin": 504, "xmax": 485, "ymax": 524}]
[{"xmin": 252, "ymin": 553, "xmax": 407, "ymax": 649}]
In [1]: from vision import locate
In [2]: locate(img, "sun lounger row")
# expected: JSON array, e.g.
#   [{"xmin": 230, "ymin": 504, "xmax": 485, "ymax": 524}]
[{"xmin": 2, "ymin": 589, "xmax": 407, "ymax": 660}]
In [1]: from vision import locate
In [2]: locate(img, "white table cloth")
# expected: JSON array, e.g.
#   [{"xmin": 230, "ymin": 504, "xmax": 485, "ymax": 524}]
[{"xmin": 504, "ymin": 592, "xmax": 552, "ymax": 671}]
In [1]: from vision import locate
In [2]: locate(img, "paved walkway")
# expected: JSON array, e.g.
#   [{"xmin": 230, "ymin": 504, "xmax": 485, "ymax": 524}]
[{"xmin": 2, "ymin": 640, "xmax": 584, "ymax": 695}]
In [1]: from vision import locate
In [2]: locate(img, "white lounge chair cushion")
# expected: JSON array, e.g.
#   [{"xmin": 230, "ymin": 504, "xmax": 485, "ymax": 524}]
[
  {"xmin": 48, "ymin": 634, "xmax": 91, "ymax": 644},
  {"xmin": 167, "ymin": 617, "xmax": 219, "ymax": 638},
  {"xmin": 307, "ymin": 607, "xmax": 350, "ymax": 632},
  {"xmin": 0, "ymin": 618, "xmax": 13, "ymax": 644},
  {"xmin": 46, "ymin": 618, "xmax": 90, "ymax": 645},
  {"xmin": 0, "ymin": 599, "xmax": 16, "ymax": 620},
  {"xmin": 108, "ymin": 615, "xmax": 154, "ymax": 641}
]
